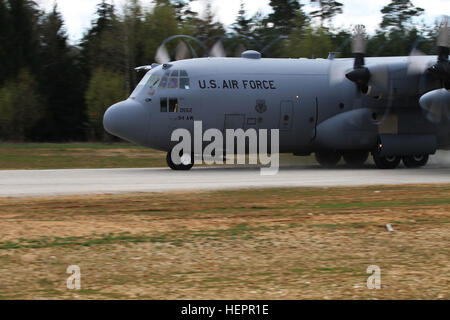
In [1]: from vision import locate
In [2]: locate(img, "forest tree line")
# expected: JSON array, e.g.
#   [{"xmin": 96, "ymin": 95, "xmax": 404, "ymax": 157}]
[{"xmin": 0, "ymin": 0, "xmax": 439, "ymax": 141}]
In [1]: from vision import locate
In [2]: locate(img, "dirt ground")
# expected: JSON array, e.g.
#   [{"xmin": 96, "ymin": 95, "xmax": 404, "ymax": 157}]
[{"xmin": 0, "ymin": 185, "xmax": 449, "ymax": 299}]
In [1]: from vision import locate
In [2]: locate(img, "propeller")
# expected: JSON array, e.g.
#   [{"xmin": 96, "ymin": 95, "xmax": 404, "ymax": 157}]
[
  {"xmin": 155, "ymin": 40, "xmax": 193, "ymax": 64},
  {"xmin": 209, "ymin": 40, "xmax": 226, "ymax": 58},
  {"xmin": 344, "ymin": 25, "xmax": 390, "ymax": 96},
  {"xmin": 155, "ymin": 44, "xmax": 171, "ymax": 64},
  {"xmin": 156, "ymin": 39, "xmax": 226, "ymax": 63},
  {"xmin": 175, "ymin": 41, "xmax": 190, "ymax": 61},
  {"xmin": 427, "ymin": 16, "xmax": 450, "ymax": 89},
  {"xmin": 345, "ymin": 25, "xmax": 370, "ymax": 93},
  {"xmin": 407, "ymin": 49, "xmax": 432, "ymax": 75},
  {"xmin": 419, "ymin": 16, "xmax": 450, "ymax": 123}
]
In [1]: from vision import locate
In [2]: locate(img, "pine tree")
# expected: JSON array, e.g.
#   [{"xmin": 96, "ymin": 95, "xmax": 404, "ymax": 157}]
[
  {"xmin": 267, "ymin": 0, "xmax": 301, "ymax": 36},
  {"xmin": 232, "ymin": 1, "xmax": 252, "ymax": 37},
  {"xmin": 122, "ymin": 0, "xmax": 144, "ymax": 91},
  {"xmin": 310, "ymin": 0, "xmax": 344, "ymax": 24},
  {"xmin": 80, "ymin": 0, "xmax": 123, "ymax": 74},
  {"xmin": 85, "ymin": 68, "xmax": 126, "ymax": 141},
  {"xmin": 0, "ymin": 69, "xmax": 43, "ymax": 141},
  {"xmin": 37, "ymin": 4, "xmax": 86, "ymax": 140},
  {"xmin": 194, "ymin": 2, "xmax": 225, "ymax": 47},
  {"xmin": 264, "ymin": 0, "xmax": 306, "ymax": 57},
  {"xmin": 283, "ymin": 25, "xmax": 333, "ymax": 59},
  {"xmin": 141, "ymin": 1, "xmax": 180, "ymax": 63},
  {"xmin": 380, "ymin": 0, "xmax": 424, "ymax": 31},
  {"xmin": 0, "ymin": 0, "xmax": 12, "ymax": 84},
  {"xmin": 171, "ymin": 0, "xmax": 196, "ymax": 24},
  {"xmin": 5, "ymin": 0, "xmax": 40, "ymax": 79}
]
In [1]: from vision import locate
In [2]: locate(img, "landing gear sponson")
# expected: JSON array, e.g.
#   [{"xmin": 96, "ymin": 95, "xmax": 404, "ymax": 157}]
[{"xmin": 314, "ymin": 150, "xmax": 430, "ymax": 169}]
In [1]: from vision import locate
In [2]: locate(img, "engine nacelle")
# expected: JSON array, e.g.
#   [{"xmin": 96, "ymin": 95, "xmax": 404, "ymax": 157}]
[
  {"xmin": 419, "ymin": 89, "xmax": 450, "ymax": 123},
  {"xmin": 315, "ymin": 108, "xmax": 378, "ymax": 150}
]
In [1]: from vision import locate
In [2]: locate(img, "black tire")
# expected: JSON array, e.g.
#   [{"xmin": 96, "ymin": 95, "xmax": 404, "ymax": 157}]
[
  {"xmin": 373, "ymin": 152, "xmax": 401, "ymax": 169},
  {"xmin": 343, "ymin": 151, "xmax": 369, "ymax": 167},
  {"xmin": 402, "ymin": 155, "xmax": 429, "ymax": 168},
  {"xmin": 166, "ymin": 150, "xmax": 194, "ymax": 171},
  {"xmin": 315, "ymin": 150, "xmax": 342, "ymax": 168}
]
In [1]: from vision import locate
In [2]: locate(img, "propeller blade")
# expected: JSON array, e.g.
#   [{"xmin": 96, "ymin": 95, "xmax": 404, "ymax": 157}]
[
  {"xmin": 407, "ymin": 49, "xmax": 432, "ymax": 75},
  {"xmin": 155, "ymin": 44, "xmax": 170, "ymax": 64},
  {"xmin": 175, "ymin": 41, "xmax": 190, "ymax": 61},
  {"xmin": 210, "ymin": 40, "xmax": 226, "ymax": 58},
  {"xmin": 234, "ymin": 44, "xmax": 246, "ymax": 57},
  {"xmin": 369, "ymin": 64, "xmax": 390, "ymax": 93},
  {"xmin": 352, "ymin": 24, "xmax": 367, "ymax": 69},
  {"xmin": 427, "ymin": 16, "xmax": 450, "ymax": 89},
  {"xmin": 328, "ymin": 60, "xmax": 352, "ymax": 86},
  {"xmin": 436, "ymin": 15, "xmax": 449, "ymax": 53},
  {"xmin": 352, "ymin": 25, "xmax": 367, "ymax": 54}
]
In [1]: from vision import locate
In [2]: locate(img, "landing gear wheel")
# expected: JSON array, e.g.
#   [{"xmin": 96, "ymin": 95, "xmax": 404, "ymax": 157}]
[
  {"xmin": 315, "ymin": 150, "xmax": 342, "ymax": 168},
  {"xmin": 166, "ymin": 150, "xmax": 194, "ymax": 171},
  {"xmin": 373, "ymin": 152, "xmax": 401, "ymax": 169},
  {"xmin": 402, "ymin": 155, "xmax": 429, "ymax": 168},
  {"xmin": 343, "ymin": 151, "xmax": 369, "ymax": 167}
]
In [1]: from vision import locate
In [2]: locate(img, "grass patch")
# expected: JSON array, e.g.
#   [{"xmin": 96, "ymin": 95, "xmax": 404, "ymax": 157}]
[
  {"xmin": 0, "ymin": 143, "xmax": 167, "ymax": 169},
  {"xmin": 0, "ymin": 143, "xmax": 314, "ymax": 170}
]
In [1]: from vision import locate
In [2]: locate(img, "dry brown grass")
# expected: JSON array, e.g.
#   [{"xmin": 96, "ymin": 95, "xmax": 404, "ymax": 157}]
[{"xmin": 0, "ymin": 185, "xmax": 449, "ymax": 299}]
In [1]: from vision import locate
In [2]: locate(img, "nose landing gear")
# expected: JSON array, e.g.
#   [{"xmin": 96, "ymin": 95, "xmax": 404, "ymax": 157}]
[{"xmin": 166, "ymin": 150, "xmax": 194, "ymax": 171}]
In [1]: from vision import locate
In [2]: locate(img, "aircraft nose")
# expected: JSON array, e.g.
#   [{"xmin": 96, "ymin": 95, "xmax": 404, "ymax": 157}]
[{"xmin": 103, "ymin": 99, "xmax": 149, "ymax": 145}]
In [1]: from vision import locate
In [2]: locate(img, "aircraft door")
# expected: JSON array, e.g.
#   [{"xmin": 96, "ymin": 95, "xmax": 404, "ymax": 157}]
[
  {"xmin": 294, "ymin": 96, "xmax": 318, "ymax": 145},
  {"xmin": 280, "ymin": 101, "xmax": 293, "ymax": 131}
]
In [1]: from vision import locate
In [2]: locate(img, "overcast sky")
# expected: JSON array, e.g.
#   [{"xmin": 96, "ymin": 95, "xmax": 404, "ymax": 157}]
[{"xmin": 36, "ymin": 0, "xmax": 447, "ymax": 44}]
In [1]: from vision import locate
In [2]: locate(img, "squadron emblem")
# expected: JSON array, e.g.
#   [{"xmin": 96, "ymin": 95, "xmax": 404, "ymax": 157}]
[{"xmin": 255, "ymin": 100, "xmax": 267, "ymax": 114}]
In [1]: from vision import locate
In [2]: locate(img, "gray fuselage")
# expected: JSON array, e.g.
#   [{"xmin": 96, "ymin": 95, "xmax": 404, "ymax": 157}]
[{"xmin": 103, "ymin": 55, "xmax": 450, "ymax": 155}]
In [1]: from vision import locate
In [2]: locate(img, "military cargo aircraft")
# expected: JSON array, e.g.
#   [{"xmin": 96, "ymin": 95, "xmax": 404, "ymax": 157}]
[{"xmin": 104, "ymin": 21, "xmax": 450, "ymax": 171}]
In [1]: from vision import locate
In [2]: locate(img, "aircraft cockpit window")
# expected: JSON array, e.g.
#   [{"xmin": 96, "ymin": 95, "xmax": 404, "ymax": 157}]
[
  {"xmin": 180, "ymin": 77, "xmax": 190, "ymax": 90},
  {"xmin": 158, "ymin": 70, "xmax": 190, "ymax": 90},
  {"xmin": 130, "ymin": 71, "xmax": 152, "ymax": 97},
  {"xmin": 165, "ymin": 70, "xmax": 190, "ymax": 90},
  {"xmin": 159, "ymin": 76, "xmax": 168, "ymax": 88},
  {"xmin": 168, "ymin": 77, "xmax": 178, "ymax": 89},
  {"xmin": 147, "ymin": 74, "xmax": 161, "ymax": 88}
]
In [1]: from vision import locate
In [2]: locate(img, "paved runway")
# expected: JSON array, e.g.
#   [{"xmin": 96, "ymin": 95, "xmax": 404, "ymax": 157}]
[{"xmin": 1, "ymin": 158, "xmax": 450, "ymax": 197}]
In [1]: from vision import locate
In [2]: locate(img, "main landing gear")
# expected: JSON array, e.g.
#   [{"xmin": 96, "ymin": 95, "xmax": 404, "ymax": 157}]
[
  {"xmin": 372, "ymin": 152, "xmax": 401, "ymax": 169},
  {"xmin": 166, "ymin": 150, "xmax": 194, "ymax": 171},
  {"xmin": 372, "ymin": 150, "xmax": 429, "ymax": 169},
  {"xmin": 315, "ymin": 150, "xmax": 369, "ymax": 168},
  {"xmin": 402, "ymin": 155, "xmax": 429, "ymax": 168},
  {"xmin": 315, "ymin": 150, "xmax": 430, "ymax": 169},
  {"xmin": 343, "ymin": 151, "xmax": 369, "ymax": 167},
  {"xmin": 315, "ymin": 150, "xmax": 342, "ymax": 168}
]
